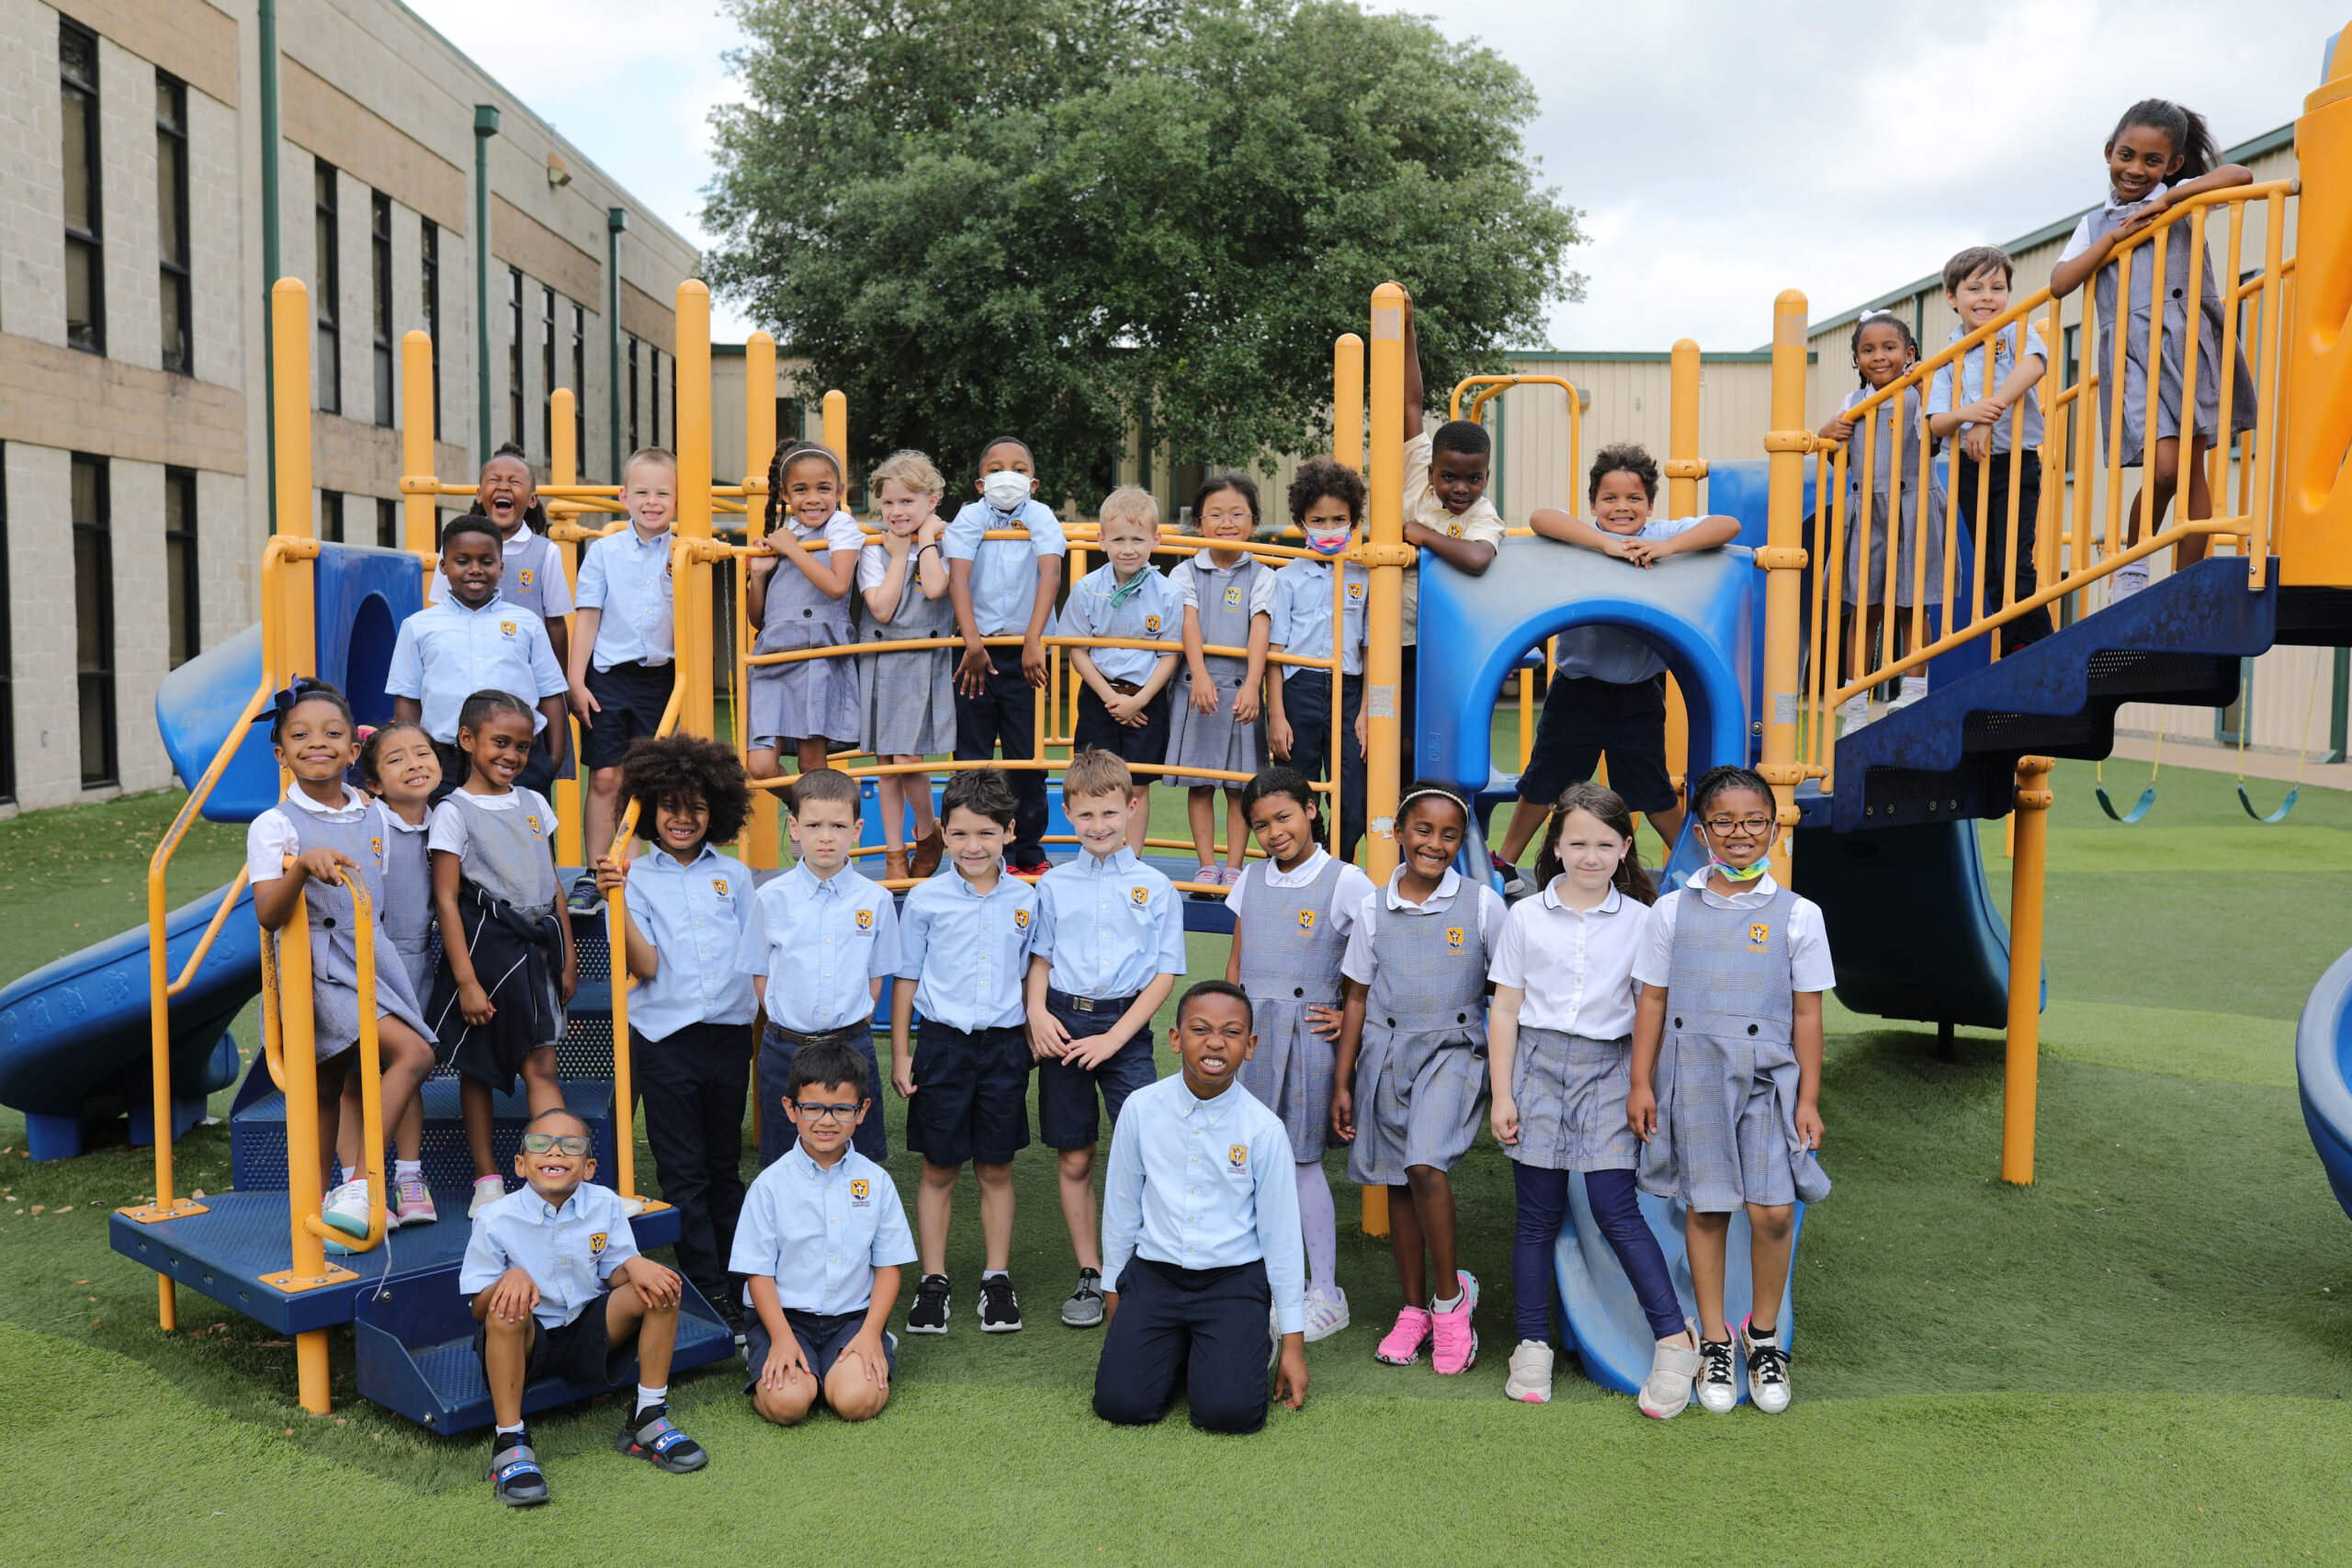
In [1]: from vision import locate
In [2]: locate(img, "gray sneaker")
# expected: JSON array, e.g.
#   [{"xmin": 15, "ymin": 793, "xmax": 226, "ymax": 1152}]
[
  {"xmin": 565, "ymin": 874, "xmax": 604, "ymax": 916},
  {"xmin": 1061, "ymin": 1268, "xmax": 1105, "ymax": 1327}
]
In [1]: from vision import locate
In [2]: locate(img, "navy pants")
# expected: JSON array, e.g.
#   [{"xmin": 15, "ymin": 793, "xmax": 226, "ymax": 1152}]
[
  {"xmin": 756, "ymin": 1023, "xmax": 888, "ymax": 1167},
  {"xmin": 1093, "ymin": 1257, "xmax": 1272, "ymax": 1435},
  {"xmin": 632, "ymin": 1021, "xmax": 753, "ymax": 1301},
  {"xmin": 1957, "ymin": 448, "xmax": 2052, "ymax": 648},
  {"xmin": 1512, "ymin": 1165, "xmax": 1684, "ymax": 1343},
  {"xmin": 954, "ymin": 646, "xmax": 1048, "ymax": 869}
]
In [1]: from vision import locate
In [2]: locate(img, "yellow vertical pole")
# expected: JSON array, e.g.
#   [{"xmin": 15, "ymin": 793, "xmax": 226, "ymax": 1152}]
[
  {"xmin": 277, "ymin": 896, "xmax": 334, "ymax": 1414},
  {"xmin": 675, "ymin": 283, "xmax": 714, "ymax": 739},
  {"xmin": 273, "ymin": 280, "xmax": 316, "ymax": 669},
  {"xmin": 1334, "ymin": 333, "xmax": 1365, "ymax": 471},
  {"xmin": 550, "ymin": 390, "xmax": 584, "ymax": 867},
  {"xmin": 743, "ymin": 334, "xmax": 779, "ymax": 868},
  {"xmin": 1758, "ymin": 293, "xmax": 1811, "ymax": 882},
  {"xmin": 2003, "ymin": 756, "xmax": 2054, "ymax": 1184},
  {"xmin": 1358, "ymin": 287, "xmax": 1408, "ymax": 1238},
  {"xmin": 1664, "ymin": 339, "xmax": 1703, "ymax": 829},
  {"xmin": 821, "ymin": 389, "xmax": 847, "ymax": 472},
  {"xmin": 400, "ymin": 331, "xmax": 436, "ymax": 556}
]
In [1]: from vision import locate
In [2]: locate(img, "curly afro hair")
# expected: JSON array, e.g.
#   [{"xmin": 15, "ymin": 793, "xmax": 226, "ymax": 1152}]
[{"xmin": 620, "ymin": 734, "xmax": 752, "ymax": 847}]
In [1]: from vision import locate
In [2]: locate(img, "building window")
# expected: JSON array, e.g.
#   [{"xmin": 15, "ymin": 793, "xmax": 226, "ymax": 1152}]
[
  {"xmin": 320, "ymin": 489, "xmax": 344, "ymax": 543},
  {"xmin": 508, "ymin": 267, "xmax": 526, "ymax": 452},
  {"xmin": 314, "ymin": 161, "xmax": 341, "ymax": 414},
  {"xmin": 71, "ymin": 455, "xmax": 115, "ymax": 788},
  {"xmin": 371, "ymin": 193, "xmax": 393, "ymax": 426},
  {"xmin": 156, "ymin": 73, "xmax": 191, "ymax": 375},
  {"xmin": 571, "ymin": 302, "xmax": 586, "ymax": 472},
  {"xmin": 164, "ymin": 468, "xmax": 198, "ymax": 668},
  {"xmin": 541, "ymin": 286, "xmax": 558, "ymax": 462},
  {"xmin": 377, "ymin": 497, "xmax": 398, "ymax": 549},
  {"xmin": 0, "ymin": 446, "xmax": 13, "ymax": 803},
  {"xmin": 421, "ymin": 220, "xmax": 442, "ymax": 439},
  {"xmin": 61, "ymin": 21, "xmax": 105, "ymax": 355},
  {"xmin": 628, "ymin": 336, "xmax": 640, "ymax": 451}
]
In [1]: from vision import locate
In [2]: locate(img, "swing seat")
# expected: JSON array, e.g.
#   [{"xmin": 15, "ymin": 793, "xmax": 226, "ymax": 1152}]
[
  {"xmin": 2095, "ymin": 783, "xmax": 2157, "ymax": 824},
  {"xmin": 2238, "ymin": 783, "xmax": 2300, "ymax": 824}
]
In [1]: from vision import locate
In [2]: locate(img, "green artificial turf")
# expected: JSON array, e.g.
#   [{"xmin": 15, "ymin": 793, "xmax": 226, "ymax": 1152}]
[{"xmin": 4, "ymin": 763, "xmax": 2352, "ymax": 1561}]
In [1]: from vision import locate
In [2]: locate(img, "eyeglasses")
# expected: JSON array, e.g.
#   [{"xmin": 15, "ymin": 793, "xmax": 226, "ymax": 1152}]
[
  {"xmin": 521, "ymin": 1133, "xmax": 591, "ymax": 1156},
  {"xmin": 793, "ymin": 1101, "xmax": 864, "ymax": 1122},
  {"xmin": 1702, "ymin": 816, "xmax": 1774, "ymax": 838}
]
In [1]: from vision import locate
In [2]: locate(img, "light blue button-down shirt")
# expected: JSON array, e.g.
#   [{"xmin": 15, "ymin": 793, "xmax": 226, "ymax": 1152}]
[
  {"xmin": 737, "ymin": 863, "xmax": 900, "ymax": 1033},
  {"xmin": 729, "ymin": 1145, "xmax": 915, "ymax": 1314},
  {"xmin": 1269, "ymin": 557, "xmax": 1369, "ymax": 679},
  {"xmin": 575, "ymin": 525, "xmax": 676, "ymax": 668},
  {"xmin": 1549, "ymin": 516, "xmax": 1713, "ymax": 684},
  {"xmin": 458, "ymin": 1179, "xmax": 639, "ymax": 1328},
  {"xmin": 1059, "ymin": 561, "xmax": 1179, "ymax": 686},
  {"xmin": 897, "ymin": 865, "xmax": 1039, "ymax": 1032},
  {"xmin": 943, "ymin": 498, "xmax": 1067, "ymax": 636},
  {"xmin": 622, "ymin": 843, "xmax": 757, "ymax": 1042},
  {"xmin": 1034, "ymin": 847, "xmax": 1185, "ymax": 999},
  {"xmin": 385, "ymin": 591, "xmax": 568, "ymax": 741},
  {"xmin": 1928, "ymin": 321, "xmax": 2048, "ymax": 455},
  {"xmin": 1100, "ymin": 1074, "xmax": 1306, "ymax": 1334}
]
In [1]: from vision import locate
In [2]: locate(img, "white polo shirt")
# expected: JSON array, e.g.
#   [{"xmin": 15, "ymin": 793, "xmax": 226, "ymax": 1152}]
[{"xmin": 1487, "ymin": 878, "xmax": 1649, "ymax": 1040}]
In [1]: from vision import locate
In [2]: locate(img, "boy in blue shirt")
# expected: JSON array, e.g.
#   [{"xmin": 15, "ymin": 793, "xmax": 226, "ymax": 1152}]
[
  {"xmin": 739, "ymin": 767, "xmax": 900, "ymax": 1168},
  {"xmin": 1023, "ymin": 748, "xmax": 1186, "ymax": 1328},
  {"xmin": 591, "ymin": 733, "xmax": 756, "ymax": 1330},
  {"xmin": 1060, "ymin": 487, "xmax": 1179, "ymax": 855},
  {"xmin": 1264, "ymin": 457, "xmax": 1370, "ymax": 850},
  {"xmin": 732, "ymin": 1039, "xmax": 914, "ymax": 1427},
  {"xmin": 1092, "ymin": 980, "xmax": 1308, "ymax": 1435},
  {"xmin": 892, "ymin": 769, "xmax": 1040, "ymax": 1335},
  {"xmin": 463, "ymin": 1106, "xmax": 706, "ymax": 1506},
  {"xmin": 944, "ymin": 436, "xmax": 1066, "ymax": 874},
  {"xmin": 388, "ymin": 513, "xmax": 571, "ymax": 799}
]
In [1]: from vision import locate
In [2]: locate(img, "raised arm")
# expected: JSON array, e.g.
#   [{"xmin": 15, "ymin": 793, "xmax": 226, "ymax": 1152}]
[{"xmin": 1401, "ymin": 290, "xmax": 1425, "ymax": 440}]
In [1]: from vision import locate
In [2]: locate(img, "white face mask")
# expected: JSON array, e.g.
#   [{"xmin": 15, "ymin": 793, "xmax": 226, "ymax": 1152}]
[{"xmin": 982, "ymin": 469, "xmax": 1033, "ymax": 511}]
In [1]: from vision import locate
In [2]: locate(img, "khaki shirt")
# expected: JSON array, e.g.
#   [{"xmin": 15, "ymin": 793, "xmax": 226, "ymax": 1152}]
[{"xmin": 1400, "ymin": 430, "xmax": 1506, "ymax": 645}]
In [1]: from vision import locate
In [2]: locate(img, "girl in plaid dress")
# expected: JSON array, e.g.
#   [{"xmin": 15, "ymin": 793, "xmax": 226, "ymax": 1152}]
[
  {"xmin": 1628, "ymin": 766, "xmax": 1834, "ymax": 1417},
  {"xmin": 1487, "ymin": 782, "xmax": 1698, "ymax": 1414}
]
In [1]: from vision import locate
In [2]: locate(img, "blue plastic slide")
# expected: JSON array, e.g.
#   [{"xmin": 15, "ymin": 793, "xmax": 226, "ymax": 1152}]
[{"xmin": 2297, "ymin": 946, "xmax": 2352, "ymax": 1222}]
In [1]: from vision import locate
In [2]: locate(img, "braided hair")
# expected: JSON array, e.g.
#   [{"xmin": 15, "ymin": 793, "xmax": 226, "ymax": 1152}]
[
  {"xmin": 1849, "ymin": 310, "xmax": 1919, "ymax": 389},
  {"xmin": 766, "ymin": 441, "xmax": 845, "ymax": 535}
]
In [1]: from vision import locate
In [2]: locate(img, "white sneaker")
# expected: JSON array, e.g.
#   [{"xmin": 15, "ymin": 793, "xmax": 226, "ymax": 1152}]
[
  {"xmin": 1504, "ymin": 1339, "xmax": 1555, "ymax": 1404},
  {"xmin": 321, "ymin": 1179, "xmax": 369, "ymax": 1253},
  {"xmin": 1889, "ymin": 674, "xmax": 1928, "ymax": 712},
  {"xmin": 1743, "ymin": 1316, "xmax": 1792, "ymax": 1414},
  {"xmin": 1696, "ymin": 1334, "xmax": 1739, "ymax": 1415},
  {"xmin": 620, "ymin": 1195, "xmax": 647, "ymax": 1218},
  {"xmin": 2110, "ymin": 561, "xmax": 2150, "ymax": 602},
  {"xmin": 468, "ymin": 1174, "xmax": 506, "ymax": 1218},
  {"xmin": 1640, "ymin": 1321, "xmax": 1703, "ymax": 1419},
  {"xmin": 1838, "ymin": 694, "xmax": 1871, "ymax": 733},
  {"xmin": 1303, "ymin": 1285, "xmax": 1351, "ymax": 1343}
]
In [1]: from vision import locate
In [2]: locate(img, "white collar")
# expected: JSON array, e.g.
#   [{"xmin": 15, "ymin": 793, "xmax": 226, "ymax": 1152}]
[
  {"xmin": 1383, "ymin": 865, "xmax": 1460, "ymax": 909},
  {"xmin": 379, "ymin": 805, "xmax": 431, "ymax": 833},
  {"xmin": 1539, "ymin": 878, "xmax": 1623, "ymax": 916},
  {"xmin": 283, "ymin": 782, "xmax": 368, "ymax": 818},
  {"xmin": 1684, "ymin": 866, "xmax": 1782, "ymax": 906},
  {"xmin": 502, "ymin": 521, "xmax": 537, "ymax": 549},
  {"xmin": 1261, "ymin": 848, "xmax": 1331, "ymax": 888},
  {"xmin": 2102, "ymin": 179, "xmax": 2168, "ymax": 215}
]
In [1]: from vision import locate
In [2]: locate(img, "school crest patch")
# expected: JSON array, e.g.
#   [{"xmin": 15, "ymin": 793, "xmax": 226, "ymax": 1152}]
[
  {"xmin": 370, "ymin": 836, "xmax": 382, "ymax": 862},
  {"xmin": 851, "ymin": 1179, "xmax": 871, "ymax": 1203},
  {"xmin": 1347, "ymin": 582, "xmax": 1365, "ymax": 603},
  {"xmin": 1013, "ymin": 908, "xmax": 1030, "ymax": 929},
  {"xmin": 1297, "ymin": 908, "xmax": 1317, "ymax": 931},
  {"xmin": 1131, "ymin": 886, "xmax": 1149, "ymax": 906},
  {"xmin": 501, "ymin": 621, "xmax": 517, "ymax": 637},
  {"xmin": 526, "ymin": 816, "xmax": 544, "ymax": 835},
  {"xmin": 1228, "ymin": 1144, "xmax": 1248, "ymax": 1169},
  {"xmin": 1145, "ymin": 615, "xmax": 1163, "ymax": 634},
  {"xmin": 856, "ymin": 908, "xmax": 875, "ymax": 931},
  {"xmin": 1445, "ymin": 523, "xmax": 1464, "ymax": 538},
  {"xmin": 589, "ymin": 1232, "xmax": 608, "ymax": 1256},
  {"xmin": 1749, "ymin": 921, "xmax": 1771, "ymax": 953},
  {"xmin": 518, "ymin": 569, "xmax": 535, "ymax": 589},
  {"xmin": 1224, "ymin": 584, "xmax": 1243, "ymax": 607},
  {"xmin": 1445, "ymin": 927, "xmax": 1464, "ymax": 951},
  {"xmin": 714, "ymin": 877, "xmax": 730, "ymax": 897}
]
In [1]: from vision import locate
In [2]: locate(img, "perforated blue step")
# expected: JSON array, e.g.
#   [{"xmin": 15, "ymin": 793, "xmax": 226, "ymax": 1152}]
[{"xmin": 230, "ymin": 1070, "xmax": 624, "ymax": 1193}]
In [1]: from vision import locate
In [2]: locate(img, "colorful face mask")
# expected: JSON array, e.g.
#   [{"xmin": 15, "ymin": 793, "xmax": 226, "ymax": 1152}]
[{"xmin": 1306, "ymin": 529, "xmax": 1351, "ymax": 557}]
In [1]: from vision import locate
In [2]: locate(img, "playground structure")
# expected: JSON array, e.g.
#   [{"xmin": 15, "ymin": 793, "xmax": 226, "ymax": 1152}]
[{"xmin": 0, "ymin": 35, "xmax": 2337, "ymax": 1422}]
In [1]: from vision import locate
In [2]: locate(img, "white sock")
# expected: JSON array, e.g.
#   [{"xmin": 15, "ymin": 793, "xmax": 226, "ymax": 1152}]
[
  {"xmin": 394, "ymin": 1159, "xmax": 422, "ymax": 1181},
  {"xmin": 635, "ymin": 1383, "xmax": 666, "ymax": 1417},
  {"xmin": 1294, "ymin": 1160, "xmax": 1336, "ymax": 1296},
  {"xmin": 1432, "ymin": 1292, "xmax": 1462, "ymax": 1314},
  {"xmin": 495, "ymin": 1424, "xmax": 526, "ymax": 1446},
  {"xmin": 982, "ymin": 1269, "xmax": 1007, "ymax": 1281}
]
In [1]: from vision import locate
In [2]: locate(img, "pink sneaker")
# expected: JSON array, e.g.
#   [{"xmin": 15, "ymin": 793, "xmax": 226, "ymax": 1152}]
[
  {"xmin": 392, "ymin": 1174, "xmax": 437, "ymax": 1228},
  {"xmin": 1374, "ymin": 1304, "xmax": 1433, "ymax": 1366},
  {"xmin": 1430, "ymin": 1270, "xmax": 1480, "ymax": 1374}
]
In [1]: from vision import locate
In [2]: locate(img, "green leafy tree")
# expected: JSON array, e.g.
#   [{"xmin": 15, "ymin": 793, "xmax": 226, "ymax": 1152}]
[{"xmin": 707, "ymin": 0, "xmax": 1583, "ymax": 501}]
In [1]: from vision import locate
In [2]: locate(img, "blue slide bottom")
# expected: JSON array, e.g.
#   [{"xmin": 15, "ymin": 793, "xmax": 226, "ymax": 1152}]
[
  {"xmin": 1555, "ymin": 1178, "xmax": 1804, "ymax": 1408},
  {"xmin": 2296, "ymin": 946, "xmax": 2352, "ymax": 1222}
]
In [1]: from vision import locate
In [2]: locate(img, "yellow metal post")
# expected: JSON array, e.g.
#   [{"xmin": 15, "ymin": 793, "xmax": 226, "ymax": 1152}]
[
  {"xmin": 1334, "ymin": 333, "xmax": 1364, "ymax": 471},
  {"xmin": 1664, "ymin": 340, "xmax": 1705, "ymax": 827},
  {"xmin": 675, "ymin": 283, "xmax": 714, "ymax": 738},
  {"xmin": 1758, "ymin": 293, "xmax": 1812, "ymax": 882},
  {"xmin": 2282, "ymin": 52, "xmax": 2352, "ymax": 586},
  {"xmin": 821, "ymin": 389, "xmax": 847, "ymax": 473},
  {"xmin": 401, "ymin": 331, "xmax": 436, "ymax": 555},
  {"xmin": 743, "ymin": 334, "xmax": 779, "ymax": 867},
  {"xmin": 1357, "ymin": 286, "xmax": 1410, "ymax": 1237},
  {"xmin": 2003, "ymin": 756, "xmax": 2054, "ymax": 1184},
  {"xmin": 272, "ymin": 280, "xmax": 317, "ymax": 671},
  {"xmin": 550, "ymin": 390, "xmax": 584, "ymax": 867}
]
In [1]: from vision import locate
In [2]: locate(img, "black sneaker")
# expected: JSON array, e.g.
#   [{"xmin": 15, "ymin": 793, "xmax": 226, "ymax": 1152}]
[
  {"xmin": 565, "ymin": 874, "xmax": 604, "ymax": 916},
  {"xmin": 1061, "ymin": 1268, "xmax": 1105, "ymax": 1327},
  {"xmin": 710, "ymin": 1289, "xmax": 747, "ymax": 1345},
  {"xmin": 906, "ymin": 1273, "xmax": 951, "ymax": 1335},
  {"xmin": 488, "ymin": 1433, "xmax": 548, "ymax": 1507},
  {"xmin": 616, "ymin": 1404, "xmax": 707, "ymax": 1472},
  {"xmin": 980, "ymin": 1273, "xmax": 1023, "ymax": 1332}
]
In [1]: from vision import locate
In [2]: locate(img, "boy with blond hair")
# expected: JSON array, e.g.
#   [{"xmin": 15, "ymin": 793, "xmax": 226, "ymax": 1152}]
[{"xmin": 1061, "ymin": 488, "xmax": 1180, "ymax": 853}]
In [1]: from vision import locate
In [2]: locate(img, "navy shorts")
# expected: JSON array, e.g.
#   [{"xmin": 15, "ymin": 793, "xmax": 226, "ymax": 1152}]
[
  {"xmin": 756, "ymin": 1022, "xmax": 887, "ymax": 1167},
  {"xmin": 904, "ymin": 1021, "xmax": 1031, "ymax": 1168},
  {"xmin": 473, "ymin": 1293, "xmax": 616, "ymax": 1387},
  {"xmin": 581, "ymin": 660, "xmax": 678, "ymax": 771},
  {"xmin": 1073, "ymin": 682, "xmax": 1173, "ymax": 773},
  {"xmin": 742, "ymin": 1308, "xmax": 899, "ymax": 1399},
  {"xmin": 1035, "ymin": 991, "xmax": 1159, "ymax": 1150},
  {"xmin": 1517, "ymin": 674, "xmax": 1678, "ymax": 816}
]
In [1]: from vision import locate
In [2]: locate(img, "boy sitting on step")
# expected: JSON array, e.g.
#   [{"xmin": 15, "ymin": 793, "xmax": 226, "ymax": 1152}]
[{"xmin": 463, "ymin": 1106, "xmax": 707, "ymax": 1508}]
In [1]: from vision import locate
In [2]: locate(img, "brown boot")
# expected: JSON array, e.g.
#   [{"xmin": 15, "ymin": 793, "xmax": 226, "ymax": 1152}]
[
  {"xmin": 909, "ymin": 825, "xmax": 944, "ymax": 879},
  {"xmin": 884, "ymin": 849, "xmax": 910, "ymax": 884}
]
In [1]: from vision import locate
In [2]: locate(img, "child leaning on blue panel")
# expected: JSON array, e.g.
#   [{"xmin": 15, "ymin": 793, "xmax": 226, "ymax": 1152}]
[
  {"xmin": 1628, "ymin": 765, "xmax": 1834, "ymax": 1418},
  {"xmin": 2050, "ymin": 97, "xmax": 2256, "ymax": 599},
  {"xmin": 747, "ymin": 441, "xmax": 866, "ymax": 785}
]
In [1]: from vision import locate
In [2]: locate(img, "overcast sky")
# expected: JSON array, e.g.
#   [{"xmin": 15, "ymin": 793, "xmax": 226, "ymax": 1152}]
[{"xmin": 408, "ymin": 0, "xmax": 2339, "ymax": 351}]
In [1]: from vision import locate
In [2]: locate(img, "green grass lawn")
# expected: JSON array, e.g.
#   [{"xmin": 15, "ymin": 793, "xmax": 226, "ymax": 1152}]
[{"xmin": 4, "ymin": 764, "xmax": 2352, "ymax": 1562}]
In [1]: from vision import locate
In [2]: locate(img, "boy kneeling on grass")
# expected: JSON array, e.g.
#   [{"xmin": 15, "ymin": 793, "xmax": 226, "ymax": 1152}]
[
  {"xmin": 732, "ymin": 1039, "xmax": 913, "ymax": 1427},
  {"xmin": 463, "ymin": 1107, "xmax": 706, "ymax": 1508}
]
